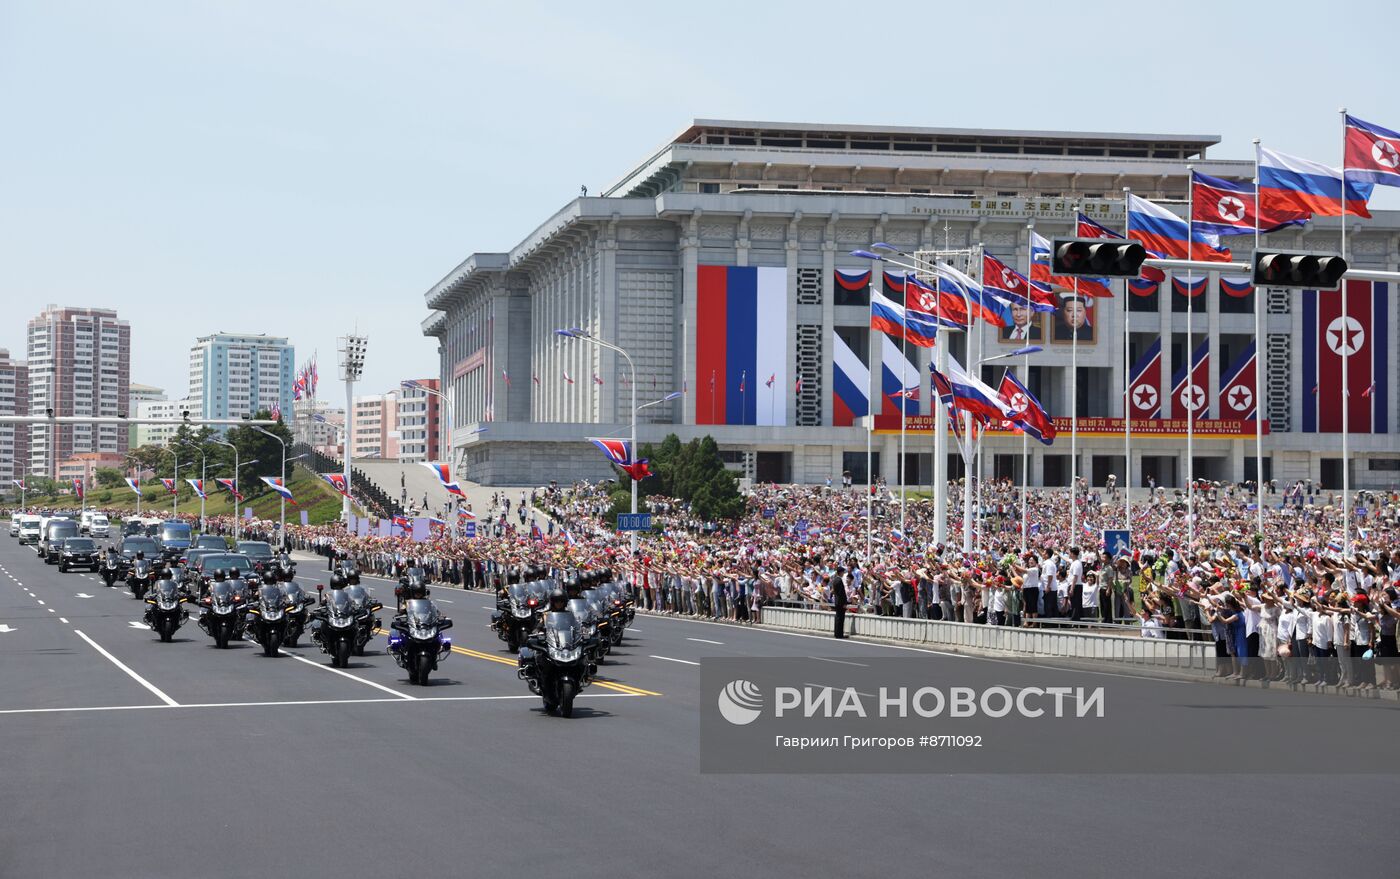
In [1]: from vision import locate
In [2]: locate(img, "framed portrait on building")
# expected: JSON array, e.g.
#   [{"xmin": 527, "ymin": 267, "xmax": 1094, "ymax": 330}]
[
  {"xmin": 1050, "ymin": 294, "xmax": 1095, "ymax": 344},
  {"xmin": 1000, "ymin": 302, "xmax": 1043, "ymax": 343}
]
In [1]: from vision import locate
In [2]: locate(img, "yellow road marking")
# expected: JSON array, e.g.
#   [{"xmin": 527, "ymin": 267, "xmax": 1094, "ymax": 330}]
[{"xmin": 375, "ymin": 629, "xmax": 660, "ymax": 696}]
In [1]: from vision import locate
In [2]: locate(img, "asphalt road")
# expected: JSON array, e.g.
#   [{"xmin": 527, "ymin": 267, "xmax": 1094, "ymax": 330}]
[{"xmin": 0, "ymin": 533, "xmax": 1395, "ymax": 879}]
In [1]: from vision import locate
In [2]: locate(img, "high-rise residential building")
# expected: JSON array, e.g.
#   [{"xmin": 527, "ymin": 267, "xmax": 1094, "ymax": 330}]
[
  {"xmin": 349, "ymin": 392, "xmax": 398, "ymax": 460},
  {"xmin": 127, "ymin": 383, "xmax": 165, "ymax": 447},
  {"xmin": 189, "ymin": 333, "xmax": 295, "ymax": 423},
  {"xmin": 0, "ymin": 350, "xmax": 29, "ymax": 484},
  {"xmin": 395, "ymin": 378, "xmax": 441, "ymax": 463},
  {"xmin": 26, "ymin": 305, "xmax": 131, "ymax": 478},
  {"xmin": 134, "ymin": 397, "xmax": 202, "ymax": 447}
]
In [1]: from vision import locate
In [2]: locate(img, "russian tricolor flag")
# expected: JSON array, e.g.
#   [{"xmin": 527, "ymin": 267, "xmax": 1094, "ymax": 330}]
[
  {"xmin": 932, "ymin": 355, "xmax": 1018, "ymax": 424},
  {"xmin": 695, "ymin": 265, "xmax": 788, "ymax": 426},
  {"xmin": 1258, "ymin": 145, "xmax": 1372, "ymax": 219},
  {"xmin": 261, "ymin": 476, "xmax": 294, "ymax": 502},
  {"xmin": 419, "ymin": 461, "xmax": 465, "ymax": 496},
  {"xmin": 1126, "ymin": 194, "xmax": 1230, "ymax": 263}
]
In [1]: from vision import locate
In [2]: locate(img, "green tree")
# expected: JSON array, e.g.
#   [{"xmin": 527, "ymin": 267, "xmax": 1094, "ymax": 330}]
[
  {"xmin": 223, "ymin": 410, "xmax": 295, "ymax": 495},
  {"xmin": 94, "ymin": 467, "xmax": 125, "ymax": 488},
  {"xmin": 625, "ymin": 433, "xmax": 742, "ymax": 521}
]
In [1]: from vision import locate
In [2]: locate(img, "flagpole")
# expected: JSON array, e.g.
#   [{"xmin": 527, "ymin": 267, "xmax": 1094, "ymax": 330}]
[
  {"xmin": 900, "ymin": 300, "xmax": 908, "ymax": 536},
  {"xmin": 1123, "ymin": 186, "xmax": 1133, "ymax": 533},
  {"xmin": 1185, "ymin": 166, "xmax": 1196, "ymax": 550},
  {"xmin": 1252, "ymin": 142, "xmax": 1266, "ymax": 537},
  {"xmin": 867, "ymin": 267, "xmax": 877, "ymax": 563},
  {"xmin": 975, "ymin": 266, "xmax": 984, "ymax": 553},
  {"xmin": 1022, "ymin": 222, "xmax": 1033, "ymax": 554},
  {"xmin": 1339, "ymin": 107, "xmax": 1351, "ymax": 556}
]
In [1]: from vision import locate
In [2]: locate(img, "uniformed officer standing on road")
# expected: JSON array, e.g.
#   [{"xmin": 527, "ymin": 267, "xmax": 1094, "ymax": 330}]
[{"xmin": 831, "ymin": 566, "xmax": 847, "ymax": 639}]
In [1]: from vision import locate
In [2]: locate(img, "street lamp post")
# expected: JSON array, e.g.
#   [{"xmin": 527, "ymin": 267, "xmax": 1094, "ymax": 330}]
[
  {"xmin": 175, "ymin": 438, "xmax": 207, "ymax": 532},
  {"xmin": 123, "ymin": 452, "xmax": 143, "ymax": 518},
  {"xmin": 339, "ymin": 334, "xmax": 368, "ymax": 529},
  {"xmin": 210, "ymin": 438, "xmax": 241, "ymax": 541},
  {"xmin": 172, "ymin": 449, "xmax": 179, "ymax": 519},
  {"xmin": 252, "ymin": 426, "xmax": 286, "ymax": 548},
  {"xmin": 557, "ymin": 328, "xmax": 638, "ymax": 553}
]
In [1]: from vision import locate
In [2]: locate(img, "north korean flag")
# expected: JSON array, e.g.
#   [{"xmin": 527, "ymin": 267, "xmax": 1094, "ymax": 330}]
[
  {"xmin": 215, "ymin": 477, "xmax": 243, "ymax": 501},
  {"xmin": 1218, "ymin": 340, "xmax": 1258, "ymax": 421},
  {"xmin": 1190, "ymin": 171, "xmax": 1307, "ymax": 238},
  {"xmin": 589, "ymin": 437, "xmax": 633, "ymax": 467},
  {"xmin": 160, "ymin": 478, "xmax": 177, "ymax": 495},
  {"xmin": 997, "ymin": 371, "xmax": 1056, "ymax": 445},
  {"xmin": 983, "ymin": 253, "xmax": 1053, "ymax": 312},
  {"xmin": 1128, "ymin": 338, "xmax": 1163, "ymax": 419},
  {"xmin": 1345, "ymin": 115, "xmax": 1400, "ymax": 189},
  {"xmin": 320, "ymin": 472, "xmax": 351, "ymax": 497},
  {"xmin": 1170, "ymin": 339, "xmax": 1210, "ymax": 418},
  {"xmin": 73, "ymin": 478, "xmax": 84, "ymax": 500},
  {"xmin": 1302, "ymin": 281, "xmax": 1389, "ymax": 433}
]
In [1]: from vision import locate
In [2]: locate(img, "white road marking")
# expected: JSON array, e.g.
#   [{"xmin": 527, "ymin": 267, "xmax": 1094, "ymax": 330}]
[
  {"xmin": 277, "ymin": 650, "xmax": 417, "ymax": 700},
  {"xmin": 649, "ymin": 654, "xmax": 700, "ymax": 666},
  {"xmin": 128, "ymin": 621, "xmax": 148, "ymax": 629},
  {"xmin": 47, "ymin": 608, "xmax": 54, "ymax": 613},
  {"xmin": 72, "ymin": 629, "xmax": 180, "ymax": 707},
  {"xmin": 75, "ymin": 593, "xmax": 94, "ymax": 599},
  {"xmin": 0, "ymin": 692, "xmax": 641, "ymax": 716},
  {"xmin": 59, "ymin": 617, "xmax": 69, "ymax": 624},
  {"xmin": 35, "ymin": 600, "xmax": 44, "ymax": 605},
  {"xmin": 0, "ymin": 624, "xmax": 16, "ymax": 633},
  {"xmin": 687, "ymin": 637, "xmax": 725, "ymax": 645},
  {"xmin": 808, "ymin": 656, "xmax": 868, "ymax": 667}
]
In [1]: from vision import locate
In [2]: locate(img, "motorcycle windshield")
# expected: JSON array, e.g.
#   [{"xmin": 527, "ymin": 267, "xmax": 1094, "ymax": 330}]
[
  {"xmin": 134, "ymin": 561, "xmax": 152, "ymax": 576},
  {"xmin": 345, "ymin": 585, "xmax": 370, "ymax": 610},
  {"xmin": 154, "ymin": 581, "xmax": 181, "ymax": 609},
  {"xmin": 326, "ymin": 591, "xmax": 355, "ymax": 626},
  {"xmin": 406, "ymin": 567, "xmax": 425, "ymax": 582},
  {"xmin": 405, "ymin": 599, "xmax": 439, "ymax": 640},
  {"xmin": 258, "ymin": 584, "xmax": 284, "ymax": 618},
  {"xmin": 209, "ymin": 581, "xmax": 236, "ymax": 612},
  {"xmin": 544, "ymin": 612, "xmax": 581, "ymax": 648},
  {"xmin": 282, "ymin": 583, "xmax": 305, "ymax": 606},
  {"xmin": 566, "ymin": 599, "xmax": 595, "ymax": 628}
]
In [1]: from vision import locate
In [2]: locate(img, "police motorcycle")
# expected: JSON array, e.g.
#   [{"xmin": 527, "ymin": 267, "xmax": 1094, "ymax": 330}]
[
  {"xmin": 197, "ymin": 572, "xmax": 250, "ymax": 649},
  {"xmin": 344, "ymin": 584, "xmax": 382, "ymax": 656},
  {"xmin": 395, "ymin": 566, "xmax": 431, "ymax": 614},
  {"xmin": 274, "ymin": 552, "xmax": 297, "ymax": 581},
  {"xmin": 101, "ymin": 546, "xmax": 127, "ymax": 588},
  {"xmin": 566, "ymin": 597, "xmax": 607, "ymax": 665},
  {"xmin": 128, "ymin": 554, "xmax": 156, "ymax": 600},
  {"xmin": 309, "ymin": 575, "xmax": 362, "ymax": 668},
  {"xmin": 599, "ymin": 583, "xmax": 629, "ymax": 647},
  {"xmin": 143, "ymin": 571, "xmax": 191, "ymax": 642},
  {"xmin": 337, "ymin": 558, "xmax": 362, "ymax": 586},
  {"xmin": 386, "ymin": 598, "xmax": 453, "ymax": 686},
  {"xmin": 243, "ymin": 575, "xmax": 295, "ymax": 657},
  {"xmin": 517, "ymin": 589, "xmax": 595, "ymax": 717},
  {"xmin": 281, "ymin": 579, "xmax": 314, "ymax": 647},
  {"xmin": 490, "ymin": 583, "xmax": 542, "ymax": 654},
  {"xmin": 581, "ymin": 589, "xmax": 613, "ymax": 658}
]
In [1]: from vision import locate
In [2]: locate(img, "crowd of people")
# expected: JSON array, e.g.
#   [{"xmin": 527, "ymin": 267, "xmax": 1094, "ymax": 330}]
[{"xmin": 11, "ymin": 475, "xmax": 1400, "ymax": 687}]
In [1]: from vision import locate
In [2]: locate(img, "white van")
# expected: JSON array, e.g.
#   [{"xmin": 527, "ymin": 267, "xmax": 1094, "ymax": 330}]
[
  {"xmin": 89, "ymin": 514, "xmax": 110, "ymax": 538},
  {"xmin": 17, "ymin": 515, "xmax": 43, "ymax": 545}
]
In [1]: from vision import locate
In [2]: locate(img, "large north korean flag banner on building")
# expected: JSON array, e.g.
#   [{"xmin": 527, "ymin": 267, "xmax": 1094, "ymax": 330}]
[{"xmin": 1302, "ymin": 280, "xmax": 1389, "ymax": 433}]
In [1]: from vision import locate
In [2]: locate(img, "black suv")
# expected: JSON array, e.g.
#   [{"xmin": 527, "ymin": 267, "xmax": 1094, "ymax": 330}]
[{"xmin": 58, "ymin": 537, "xmax": 100, "ymax": 573}]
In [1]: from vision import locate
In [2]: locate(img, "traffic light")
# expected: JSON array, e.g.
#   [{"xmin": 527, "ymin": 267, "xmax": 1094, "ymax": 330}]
[
  {"xmin": 1253, "ymin": 251, "xmax": 1347, "ymax": 290},
  {"xmin": 1051, "ymin": 237, "xmax": 1147, "ymax": 277}
]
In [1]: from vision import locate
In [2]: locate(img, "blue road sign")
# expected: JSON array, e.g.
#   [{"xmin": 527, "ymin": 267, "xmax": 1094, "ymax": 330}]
[
  {"xmin": 617, "ymin": 513, "xmax": 652, "ymax": 532},
  {"xmin": 1102, "ymin": 529, "xmax": 1131, "ymax": 557}
]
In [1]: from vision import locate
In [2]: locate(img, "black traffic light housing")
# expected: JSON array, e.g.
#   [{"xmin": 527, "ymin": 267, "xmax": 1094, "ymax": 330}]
[
  {"xmin": 1253, "ymin": 251, "xmax": 1347, "ymax": 290},
  {"xmin": 1051, "ymin": 237, "xmax": 1147, "ymax": 277}
]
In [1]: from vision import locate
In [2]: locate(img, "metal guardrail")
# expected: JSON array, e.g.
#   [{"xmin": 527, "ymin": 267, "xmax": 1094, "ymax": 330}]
[{"xmin": 762, "ymin": 607, "xmax": 1211, "ymax": 671}]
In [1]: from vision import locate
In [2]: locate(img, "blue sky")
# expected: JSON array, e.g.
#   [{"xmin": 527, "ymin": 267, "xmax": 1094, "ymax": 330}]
[{"xmin": 1, "ymin": 0, "xmax": 1395, "ymax": 398}]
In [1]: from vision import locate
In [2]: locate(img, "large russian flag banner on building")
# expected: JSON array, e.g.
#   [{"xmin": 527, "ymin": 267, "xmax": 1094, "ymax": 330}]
[
  {"xmin": 1128, "ymin": 337, "xmax": 1163, "ymax": 419},
  {"xmin": 1219, "ymin": 340, "xmax": 1258, "ymax": 421},
  {"xmin": 1302, "ymin": 281, "xmax": 1388, "ymax": 433},
  {"xmin": 831, "ymin": 331, "xmax": 869, "ymax": 427},
  {"xmin": 695, "ymin": 265, "xmax": 788, "ymax": 426},
  {"xmin": 873, "ymin": 336, "xmax": 919, "ymax": 429}
]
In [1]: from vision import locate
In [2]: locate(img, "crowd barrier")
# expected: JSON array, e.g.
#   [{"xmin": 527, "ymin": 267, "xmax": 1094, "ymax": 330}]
[{"xmin": 761, "ymin": 607, "xmax": 1212, "ymax": 672}]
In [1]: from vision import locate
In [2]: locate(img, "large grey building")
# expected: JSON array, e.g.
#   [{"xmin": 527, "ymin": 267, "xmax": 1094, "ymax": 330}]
[{"xmin": 422, "ymin": 120, "xmax": 1400, "ymax": 490}]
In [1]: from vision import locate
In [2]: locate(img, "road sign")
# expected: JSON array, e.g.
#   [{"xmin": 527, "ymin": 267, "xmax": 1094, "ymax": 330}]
[
  {"xmin": 463, "ymin": 521, "xmax": 477, "ymax": 538},
  {"xmin": 761, "ymin": 507, "xmax": 776, "ymax": 519},
  {"xmin": 616, "ymin": 513, "xmax": 652, "ymax": 532},
  {"xmin": 1102, "ymin": 529, "xmax": 1131, "ymax": 557}
]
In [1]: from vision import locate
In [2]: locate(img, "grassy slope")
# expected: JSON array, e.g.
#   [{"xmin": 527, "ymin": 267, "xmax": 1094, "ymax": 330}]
[{"xmin": 17, "ymin": 464, "xmax": 352, "ymax": 525}]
